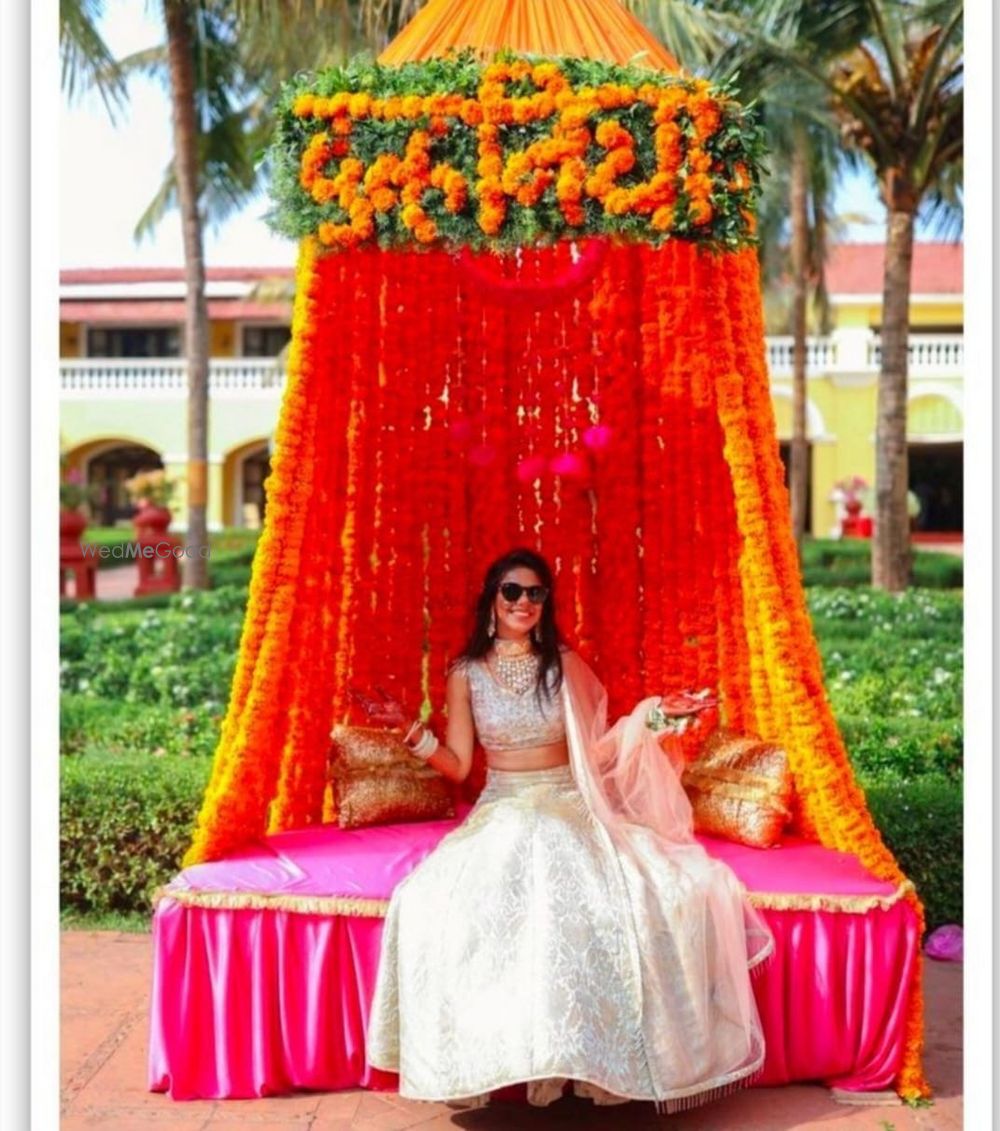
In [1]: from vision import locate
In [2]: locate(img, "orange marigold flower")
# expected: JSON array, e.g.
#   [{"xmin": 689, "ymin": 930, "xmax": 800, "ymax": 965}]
[
  {"xmin": 383, "ymin": 96, "xmax": 403, "ymax": 120},
  {"xmin": 459, "ymin": 99, "xmax": 484, "ymax": 126},
  {"xmin": 371, "ymin": 186, "xmax": 397, "ymax": 212},
  {"xmin": 683, "ymin": 171, "xmax": 713, "ymax": 198},
  {"xmin": 414, "ymin": 219, "xmax": 438, "ymax": 244},
  {"xmin": 330, "ymin": 92, "xmax": 351, "ymax": 114},
  {"xmin": 595, "ymin": 119, "xmax": 631, "ymax": 150},
  {"xmin": 332, "ymin": 117, "xmax": 353, "ymax": 136},
  {"xmin": 689, "ymin": 199, "xmax": 713, "ymax": 225}
]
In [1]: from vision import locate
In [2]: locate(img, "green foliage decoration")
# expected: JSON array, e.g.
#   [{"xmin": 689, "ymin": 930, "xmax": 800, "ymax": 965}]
[{"xmin": 266, "ymin": 50, "xmax": 766, "ymax": 253}]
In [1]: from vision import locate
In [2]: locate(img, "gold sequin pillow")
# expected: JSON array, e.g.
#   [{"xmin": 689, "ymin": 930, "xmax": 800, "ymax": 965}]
[
  {"xmin": 328, "ymin": 725, "xmax": 454, "ymax": 829},
  {"xmin": 681, "ymin": 728, "xmax": 793, "ymax": 849}
]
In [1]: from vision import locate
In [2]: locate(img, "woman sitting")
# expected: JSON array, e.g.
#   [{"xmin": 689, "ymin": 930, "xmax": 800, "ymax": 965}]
[{"xmin": 359, "ymin": 547, "xmax": 772, "ymax": 1113}]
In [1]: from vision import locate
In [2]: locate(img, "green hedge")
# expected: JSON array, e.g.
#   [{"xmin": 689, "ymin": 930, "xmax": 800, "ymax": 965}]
[
  {"xmin": 58, "ymin": 751, "xmax": 962, "ymax": 930},
  {"xmin": 60, "ymin": 754, "xmax": 210, "ymax": 915},
  {"xmin": 864, "ymin": 774, "xmax": 963, "ymax": 932},
  {"xmin": 801, "ymin": 539, "xmax": 963, "ymax": 589}
]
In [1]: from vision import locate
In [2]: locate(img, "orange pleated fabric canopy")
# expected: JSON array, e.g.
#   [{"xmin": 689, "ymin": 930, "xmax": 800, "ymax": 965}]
[{"xmin": 378, "ymin": 0, "xmax": 679, "ymax": 71}]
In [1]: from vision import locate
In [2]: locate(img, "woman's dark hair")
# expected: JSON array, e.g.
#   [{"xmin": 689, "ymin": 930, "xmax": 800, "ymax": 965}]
[{"xmin": 459, "ymin": 547, "xmax": 564, "ymax": 700}]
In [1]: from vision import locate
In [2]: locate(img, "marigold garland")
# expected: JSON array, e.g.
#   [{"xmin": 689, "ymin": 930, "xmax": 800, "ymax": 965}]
[
  {"xmin": 187, "ymin": 235, "xmax": 927, "ymax": 1101},
  {"xmin": 269, "ymin": 52, "xmax": 763, "ymax": 253}
]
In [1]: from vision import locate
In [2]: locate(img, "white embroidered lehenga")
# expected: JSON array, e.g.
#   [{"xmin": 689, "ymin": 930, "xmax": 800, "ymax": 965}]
[{"xmin": 366, "ymin": 650, "xmax": 773, "ymax": 1112}]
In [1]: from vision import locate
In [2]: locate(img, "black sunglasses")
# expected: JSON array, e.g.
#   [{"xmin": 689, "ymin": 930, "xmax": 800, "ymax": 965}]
[{"xmin": 499, "ymin": 582, "xmax": 549, "ymax": 605}]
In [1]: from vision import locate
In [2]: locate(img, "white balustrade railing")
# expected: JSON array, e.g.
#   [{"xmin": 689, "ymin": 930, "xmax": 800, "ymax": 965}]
[
  {"xmin": 61, "ymin": 331, "xmax": 964, "ymax": 394},
  {"xmin": 868, "ymin": 333, "xmax": 964, "ymax": 372},
  {"xmin": 765, "ymin": 336, "xmax": 838, "ymax": 375},
  {"xmin": 60, "ymin": 357, "xmax": 286, "ymax": 395}
]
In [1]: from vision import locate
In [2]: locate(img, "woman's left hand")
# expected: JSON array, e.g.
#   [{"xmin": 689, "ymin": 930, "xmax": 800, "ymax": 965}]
[{"xmin": 658, "ymin": 689, "xmax": 719, "ymax": 718}]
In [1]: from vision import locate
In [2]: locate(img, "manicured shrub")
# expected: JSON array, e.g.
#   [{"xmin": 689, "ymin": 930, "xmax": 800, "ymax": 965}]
[
  {"xmin": 838, "ymin": 715, "xmax": 962, "ymax": 780},
  {"xmin": 801, "ymin": 540, "xmax": 963, "ymax": 589},
  {"xmin": 61, "ymin": 694, "xmax": 222, "ymax": 758},
  {"xmin": 863, "ymin": 774, "xmax": 963, "ymax": 931},
  {"xmin": 60, "ymin": 754, "xmax": 210, "ymax": 915}
]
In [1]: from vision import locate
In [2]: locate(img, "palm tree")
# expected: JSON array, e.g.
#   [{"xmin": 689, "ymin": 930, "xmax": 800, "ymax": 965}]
[
  {"xmin": 755, "ymin": 0, "xmax": 963, "ymax": 590},
  {"xmin": 60, "ymin": 0, "xmax": 385, "ymax": 587}
]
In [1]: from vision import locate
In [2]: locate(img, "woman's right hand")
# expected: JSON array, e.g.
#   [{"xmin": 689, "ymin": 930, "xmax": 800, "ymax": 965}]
[{"xmin": 348, "ymin": 686, "xmax": 410, "ymax": 730}]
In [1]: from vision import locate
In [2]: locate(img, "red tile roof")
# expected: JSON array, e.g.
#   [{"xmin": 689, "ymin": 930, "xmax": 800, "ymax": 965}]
[
  {"xmin": 825, "ymin": 242, "xmax": 962, "ymax": 296},
  {"xmin": 59, "ymin": 300, "xmax": 292, "ymax": 324},
  {"xmin": 60, "ymin": 266, "xmax": 294, "ymax": 284}
]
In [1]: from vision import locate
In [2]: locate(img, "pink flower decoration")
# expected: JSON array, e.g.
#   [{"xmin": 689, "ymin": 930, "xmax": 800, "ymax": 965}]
[
  {"xmin": 550, "ymin": 452, "xmax": 588, "ymax": 478},
  {"xmin": 582, "ymin": 424, "xmax": 612, "ymax": 451}
]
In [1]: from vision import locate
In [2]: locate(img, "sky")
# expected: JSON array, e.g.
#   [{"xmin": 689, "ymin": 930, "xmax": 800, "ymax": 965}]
[{"xmin": 59, "ymin": 0, "xmax": 909, "ymax": 271}]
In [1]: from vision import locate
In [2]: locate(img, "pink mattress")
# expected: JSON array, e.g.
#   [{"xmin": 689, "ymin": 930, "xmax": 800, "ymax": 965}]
[{"xmin": 150, "ymin": 812, "xmax": 919, "ymax": 1100}]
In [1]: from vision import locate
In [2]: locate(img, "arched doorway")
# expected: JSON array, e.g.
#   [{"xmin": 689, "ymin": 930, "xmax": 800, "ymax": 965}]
[
  {"xmin": 909, "ymin": 443, "xmax": 963, "ymax": 533},
  {"xmin": 224, "ymin": 440, "xmax": 272, "ymax": 528},
  {"xmin": 907, "ymin": 393, "xmax": 963, "ymax": 534},
  {"xmin": 85, "ymin": 443, "xmax": 164, "ymax": 526}
]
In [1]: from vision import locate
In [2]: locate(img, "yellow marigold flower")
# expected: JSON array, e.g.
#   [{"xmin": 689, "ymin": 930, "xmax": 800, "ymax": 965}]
[
  {"xmin": 604, "ymin": 188, "xmax": 632, "ymax": 216},
  {"xmin": 401, "ymin": 95, "xmax": 423, "ymax": 118},
  {"xmin": 401, "ymin": 202, "xmax": 424, "ymax": 229},
  {"xmin": 330, "ymin": 92, "xmax": 351, "ymax": 114},
  {"xmin": 651, "ymin": 205, "xmax": 675, "ymax": 231},
  {"xmin": 311, "ymin": 180, "xmax": 337, "ymax": 204},
  {"xmin": 293, "ymin": 93, "xmax": 316, "ymax": 117},
  {"xmin": 560, "ymin": 104, "xmax": 591, "ymax": 130},
  {"xmin": 341, "ymin": 157, "xmax": 364, "ymax": 181},
  {"xmin": 348, "ymin": 93, "xmax": 371, "ymax": 118},
  {"xmin": 531, "ymin": 62, "xmax": 562, "ymax": 86}
]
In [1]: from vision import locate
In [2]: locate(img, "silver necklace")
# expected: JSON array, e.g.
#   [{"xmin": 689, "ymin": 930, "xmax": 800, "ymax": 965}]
[{"xmin": 492, "ymin": 643, "xmax": 539, "ymax": 694}]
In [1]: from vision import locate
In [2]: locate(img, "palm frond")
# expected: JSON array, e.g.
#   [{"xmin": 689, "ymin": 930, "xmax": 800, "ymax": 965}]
[{"xmin": 59, "ymin": 0, "xmax": 127, "ymax": 118}]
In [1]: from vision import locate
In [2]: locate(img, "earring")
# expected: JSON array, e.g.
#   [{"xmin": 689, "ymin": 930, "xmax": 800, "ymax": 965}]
[{"xmin": 488, "ymin": 608, "xmax": 497, "ymax": 637}]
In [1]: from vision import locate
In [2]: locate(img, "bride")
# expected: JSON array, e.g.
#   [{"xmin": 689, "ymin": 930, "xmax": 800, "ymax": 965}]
[{"xmin": 357, "ymin": 547, "xmax": 772, "ymax": 1113}]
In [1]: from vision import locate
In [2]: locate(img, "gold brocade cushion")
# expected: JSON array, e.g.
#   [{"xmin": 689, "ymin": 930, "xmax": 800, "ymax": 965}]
[
  {"xmin": 329, "ymin": 725, "xmax": 455, "ymax": 829},
  {"xmin": 681, "ymin": 728, "xmax": 793, "ymax": 849}
]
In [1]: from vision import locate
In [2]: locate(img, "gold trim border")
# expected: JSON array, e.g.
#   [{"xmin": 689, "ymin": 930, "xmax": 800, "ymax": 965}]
[{"xmin": 154, "ymin": 879, "xmax": 915, "ymax": 919}]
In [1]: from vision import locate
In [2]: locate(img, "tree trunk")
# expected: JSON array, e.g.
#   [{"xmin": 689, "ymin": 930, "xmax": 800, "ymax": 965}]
[
  {"xmin": 872, "ymin": 206, "xmax": 915, "ymax": 591},
  {"xmin": 788, "ymin": 127, "xmax": 810, "ymax": 556},
  {"xmin": 165, "ymin": 0, "xmax": 211, "ymax": 588}
]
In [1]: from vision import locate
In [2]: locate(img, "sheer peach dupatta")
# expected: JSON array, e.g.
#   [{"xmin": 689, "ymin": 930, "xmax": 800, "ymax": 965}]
[{"xmin": 559, "ymin": 650, "xmax": 773, "ymax": 1111}]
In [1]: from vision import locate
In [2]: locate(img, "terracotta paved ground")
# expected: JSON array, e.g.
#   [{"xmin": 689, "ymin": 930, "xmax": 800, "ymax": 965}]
[{"xmin": 61, "ymin": 932, "xmax": 961, "ymax": 1130}]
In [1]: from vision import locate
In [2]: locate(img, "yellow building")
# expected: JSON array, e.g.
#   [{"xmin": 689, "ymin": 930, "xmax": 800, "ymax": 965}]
[{"xmin": 60, "ymin": 244, "xmax": 963, "ymax": 534}]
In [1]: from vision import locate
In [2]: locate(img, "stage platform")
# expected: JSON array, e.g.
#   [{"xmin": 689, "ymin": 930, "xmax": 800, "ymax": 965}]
[{"xmin": 149, "ymin": 813, "xmax": 919, "ymax": 1101}]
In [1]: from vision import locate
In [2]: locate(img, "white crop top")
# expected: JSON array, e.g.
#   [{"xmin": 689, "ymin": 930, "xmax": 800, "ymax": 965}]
[{"xmin": 456, "ymin": 656, "xmax": 566, "ymax": 754}]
